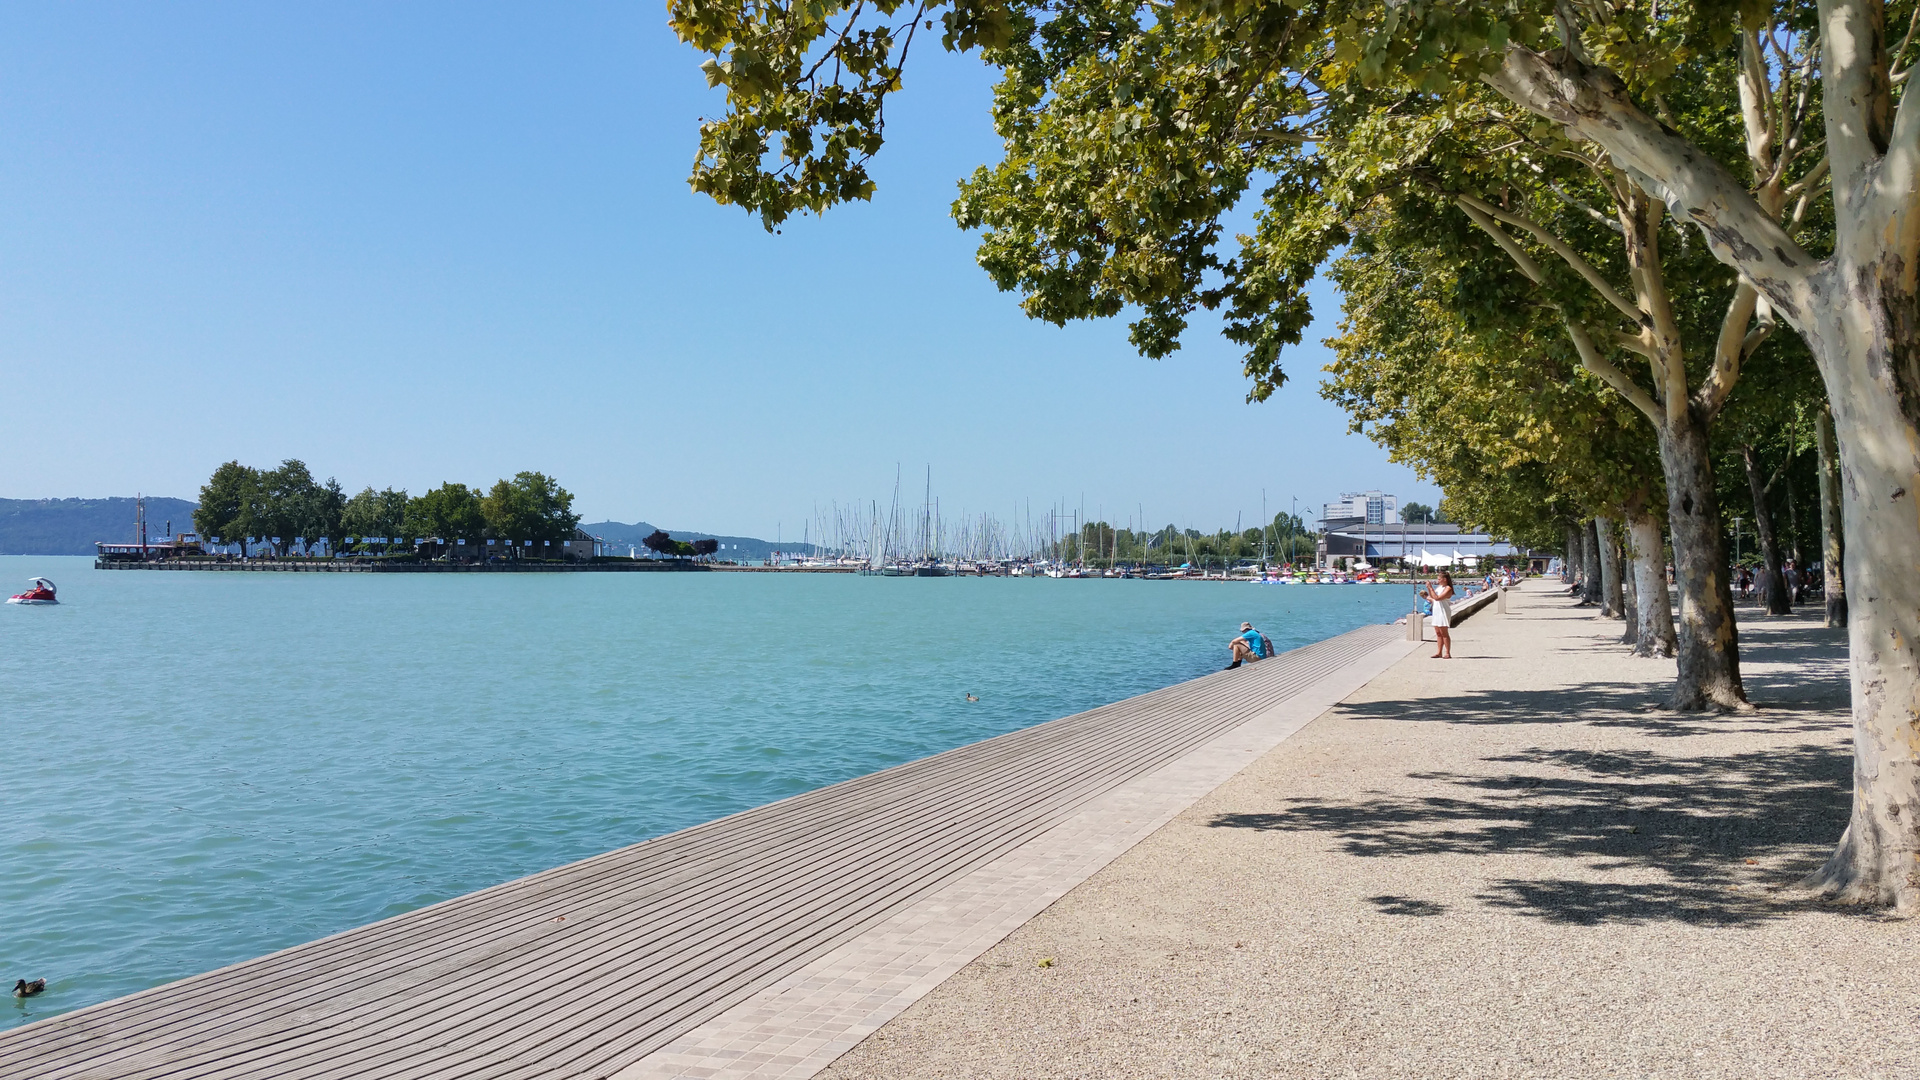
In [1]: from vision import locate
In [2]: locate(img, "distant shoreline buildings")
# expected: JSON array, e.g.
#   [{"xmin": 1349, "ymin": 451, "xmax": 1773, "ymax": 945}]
[{"xmin": 1322, "ymin": 490, "xmax": 1400, "ymax": 526}]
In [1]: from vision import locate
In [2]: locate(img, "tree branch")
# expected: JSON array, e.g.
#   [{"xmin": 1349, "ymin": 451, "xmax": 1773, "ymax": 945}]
[
  {"xmin": 1882, "ymin": 53, "xmax": 1920, "ymax": 267},
  {"xmin": 1456, "ymin": 199, "xmax": 1549, "ymax": 285},
  {"xmin": 1484, "ymin": 46, "xmax": 1816, "ymax": 322},
  {"xmin": 1568, "ymin": 320, "xmax": 1662, "ymax": 424},
  {"xmin": 1697, "ymin": 283, "xmax": 1764, "ymax": 417},
  {"xmin": 1459, "ymin": 198, "xmax": 1661, "ymax": 426},
  {"xmin": 1611, "ymin": 331, "xmax": 1655, "ymax": 358},
  {"xmin": 1457, "ymin": 192, "xmax": 1645, "ymax": 326},
  {"xmin": 1821, "ymin": 0, "xmax": 1894, "ymax": 214}
]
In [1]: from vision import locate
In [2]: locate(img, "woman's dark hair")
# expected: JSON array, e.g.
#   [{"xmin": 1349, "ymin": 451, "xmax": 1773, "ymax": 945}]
[{"xmin": 1437, "ymin": 571, "xmax": 1453, "ymax": 583}]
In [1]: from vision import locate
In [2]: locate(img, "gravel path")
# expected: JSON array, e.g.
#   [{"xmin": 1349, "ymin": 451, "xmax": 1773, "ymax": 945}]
[{"xmin": 817, "ymin": 584, "xmax": 1915, "ymax": 1080}]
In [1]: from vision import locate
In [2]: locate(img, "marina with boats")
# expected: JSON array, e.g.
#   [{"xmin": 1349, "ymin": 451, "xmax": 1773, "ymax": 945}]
[{"xmin": 85, "ymin": 482, "xmax": 1539, "ymax": 581}]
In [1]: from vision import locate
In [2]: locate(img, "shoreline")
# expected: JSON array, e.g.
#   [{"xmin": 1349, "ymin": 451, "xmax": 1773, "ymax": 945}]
[
  {"xmin": 0, "ymin": 615, "xmax": 1421, "ymax": 1077},
  {"xmin": 83, "ymin": 555, "xmax": 1490, "ymax": 584}
]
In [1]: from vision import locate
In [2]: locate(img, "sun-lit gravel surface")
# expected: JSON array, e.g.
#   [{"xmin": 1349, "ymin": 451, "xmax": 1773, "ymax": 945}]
[{"xmin": 818, "ymin": 584, "xmax": 1918, "ymax": 1080}]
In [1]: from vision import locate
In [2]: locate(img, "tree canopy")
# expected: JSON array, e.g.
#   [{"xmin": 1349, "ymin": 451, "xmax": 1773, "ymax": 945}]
[
  {"xmin": 191, "ymin": 463, "xmax": 583, "ymax": 553},
  {"xmin": 675, "ymin": 0, "xmax": 1920, "ymax": 907}
]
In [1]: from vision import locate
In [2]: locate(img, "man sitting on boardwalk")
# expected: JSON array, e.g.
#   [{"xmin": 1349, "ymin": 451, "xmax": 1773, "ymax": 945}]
[{"xmin": 1227, "ymin": 621, "xmax": 1274, "ymax": 669}]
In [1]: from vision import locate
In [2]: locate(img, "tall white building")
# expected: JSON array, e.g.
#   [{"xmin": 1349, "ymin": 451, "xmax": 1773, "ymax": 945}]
[{"xmin": 1322, "ymin": 490, "xmax": 1399, "ymax": 525}]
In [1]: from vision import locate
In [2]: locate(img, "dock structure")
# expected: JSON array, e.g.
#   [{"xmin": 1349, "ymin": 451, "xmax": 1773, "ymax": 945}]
[{"xmin": 3, "ymin": 624, "xmax": 1416, "ymax": 1080}]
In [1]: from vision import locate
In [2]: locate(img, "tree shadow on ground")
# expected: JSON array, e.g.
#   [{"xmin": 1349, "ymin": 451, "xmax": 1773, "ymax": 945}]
[
  {"xmin": 1209, "ymin": 741, "xmax": 1867, "ymax": 926},
  {"xmin": 1335, "ymin": 681, "xmax": 1841, "ymax": 738},
  {"xmin": 1366, "ymin": 895, "xmax": 1448, "ymax": 917},
  {"xmin": 1351, "ymin": 603, "xmax": 1850, "ymax": 737}
]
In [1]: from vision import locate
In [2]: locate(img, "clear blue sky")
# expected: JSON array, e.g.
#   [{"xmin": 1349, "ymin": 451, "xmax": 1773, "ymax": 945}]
[{"xmin": 0, "ymin": 2, "xmax": 1438, "ymax": 538}]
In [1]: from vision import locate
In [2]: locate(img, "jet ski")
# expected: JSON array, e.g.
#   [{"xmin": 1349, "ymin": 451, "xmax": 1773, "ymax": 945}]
[{"xmin": 7, "ymin": 578, "xmax": 57, "ymax": 605}]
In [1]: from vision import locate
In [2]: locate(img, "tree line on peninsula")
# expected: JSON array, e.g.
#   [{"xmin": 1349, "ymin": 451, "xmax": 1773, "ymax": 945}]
[
  {"xmin": 670, "ymin": 0, "xmax": 1920, "ymax": 905},
  {"xmin": 192, "ymin": 459, "xmax": 581, "ymax": 557}
]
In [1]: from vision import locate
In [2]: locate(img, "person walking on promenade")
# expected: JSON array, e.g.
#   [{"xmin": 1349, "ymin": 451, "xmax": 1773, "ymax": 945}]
[{"xmin": 1419, "ymin": 572, "xmax": 1455, "ymax": 659}]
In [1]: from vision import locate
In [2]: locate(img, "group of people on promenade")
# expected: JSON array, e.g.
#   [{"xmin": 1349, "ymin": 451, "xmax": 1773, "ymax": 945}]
[
  {"xmin": 1735, "ymin": 560, "xmax": 1821, "ymax": 604},
  {"xmin": 1226, "ymin": 569, "xmax": 1460, "ymax": 670}
]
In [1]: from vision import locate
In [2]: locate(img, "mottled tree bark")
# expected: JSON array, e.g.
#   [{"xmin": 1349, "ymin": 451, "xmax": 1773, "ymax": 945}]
[
  {"xmin": 1621, "ymin": 541, "xmax": 1640, "ymax": 645},
  {"xmin": 1661, "ymin": 421, "xmax": 1746, "ymax": 709},
  {"xmin": 1626, "ymin": 506, "xmax": 1677, "ymax": 657},
  {"xmin": 1483, "ymin": 13, "xmax": 1914, "ymax": 901},
  {"xmin": 1741, "ymin": 444, "xmax": 1793, "ymax": 615},
  {"xmin": 1815, "ymin": 405, "xmax": 1847, "ymax": 628},
  {"xmin": 1593, "ymin": 515, "xmax": 1626, "ymax": 619},
  {"xmin": 1804, "ymin": 281, "xmax": 1920, "ymax": 909},
  {"xmin": 1785, "ymin": 475, "xmax": 1804, "ymax": 569},
  {"xmin": 1580, "ymin": 518, "xmax": 1603, "ymax": 606}
]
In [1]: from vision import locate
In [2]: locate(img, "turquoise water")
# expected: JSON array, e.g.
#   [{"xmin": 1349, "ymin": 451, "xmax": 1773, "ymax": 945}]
[{"xmin": 1, "ymin": 555, "xmax": 1411, "ymax": 1025}]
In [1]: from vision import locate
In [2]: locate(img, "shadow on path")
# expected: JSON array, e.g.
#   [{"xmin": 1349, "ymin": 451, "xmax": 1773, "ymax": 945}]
[
  {"xmin": 1334, "ymin": 682, "xmax": 1841, "ymax": 738},
  {"xmin": 1210, "ymin": 740, "xmax": 1857, "ymax": 926}
]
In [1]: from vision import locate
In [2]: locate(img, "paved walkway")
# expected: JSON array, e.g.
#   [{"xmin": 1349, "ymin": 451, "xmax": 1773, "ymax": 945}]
[
  {"xmin": 1, "ymin": 620, "xmax": 1414, "ymax": 1080},
  {"xmin": 820, "ymin": 586, "xmax": 1919, "ymax": 1080}
]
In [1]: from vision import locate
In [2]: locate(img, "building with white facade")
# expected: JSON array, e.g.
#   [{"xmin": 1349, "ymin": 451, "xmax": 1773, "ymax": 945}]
[
  {"xmin": 1321, "ymin": 490, "xmax": 1400, "ymax": 526},
  {"xmin": 1316, "ymin": 521, "xmax": 1547, "ymax": 571}
]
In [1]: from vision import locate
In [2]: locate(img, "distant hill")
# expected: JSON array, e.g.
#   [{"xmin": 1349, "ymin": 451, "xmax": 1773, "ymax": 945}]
[
  {"xmin": 0, "ymin": 498, "xmax": 200, "ymax": 555},
  {"xmin": 582, "ymin": 521, "xmax": 802, "ymax": 561}
]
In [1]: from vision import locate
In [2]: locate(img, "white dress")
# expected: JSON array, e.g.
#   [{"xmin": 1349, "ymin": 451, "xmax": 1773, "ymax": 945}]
[{"xmin": 1430, "ymin": 589, "xmax": 1453, "ymax": 628}]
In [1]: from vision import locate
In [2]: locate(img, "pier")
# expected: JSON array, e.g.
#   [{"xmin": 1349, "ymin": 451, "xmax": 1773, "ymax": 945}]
[{"xmin": 0, "ymin": 623, "xmax": 1416, "ymax": 1080}]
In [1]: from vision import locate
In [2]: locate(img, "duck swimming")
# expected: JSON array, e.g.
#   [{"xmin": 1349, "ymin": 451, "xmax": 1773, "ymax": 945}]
[
  {"xmin": 13, "ymin": 979, "xmax": 45, "ymax": 998},
  {"xmin": 964, "ymin": 693, "xmax": 979, "ymax": 702}
]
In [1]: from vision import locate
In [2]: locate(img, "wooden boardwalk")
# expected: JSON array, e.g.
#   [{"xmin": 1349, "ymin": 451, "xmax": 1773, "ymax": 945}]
[{"xmin": 4, "ymin": 624, "xmax": 1403, "ymax": 1080}]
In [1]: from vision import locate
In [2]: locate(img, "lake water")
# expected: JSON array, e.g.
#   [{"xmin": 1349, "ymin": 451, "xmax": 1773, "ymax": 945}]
[{"xmin": 1, "ymin": 555, "xmax": 1412, "ymax": 1025}]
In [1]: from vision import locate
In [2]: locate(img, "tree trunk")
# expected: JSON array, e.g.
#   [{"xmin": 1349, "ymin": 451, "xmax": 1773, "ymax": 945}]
[
  {"xmin": 1621, "ymin": 537, "xmax": 1640, "ymax": 645},
  {"xmin": 1563, "ymin": 521, "xmax": 1581, "ymax": 590},
  {"xmin": 1660, "ymin": 419, "xmax": 1747, "ymax": 709},
  {"xmin": 1815, "ymin": 405, "xmax": 1847, "ymax": 628},
  {"xmin": 1804, "ymin": 297, "xmax": 1920, "ymax": 909},
  {"xmin": 1784, "ymin": 475, "xmax": 1804, "ymax": 569},
  {"xmin": 1740, "ymin": 444, "xmax": 1793, "ymax": 615},
  {"xmin": 1593, "ymin": 515, "xmax": 1626, "ymax": 619},
  {"xmin": 1580, "ymin": 518, "xmax": 1603, "ymax": 606},
  {"xmin": 1625, "ymin": 508, "xmax": 1677, "ymax": 658}
]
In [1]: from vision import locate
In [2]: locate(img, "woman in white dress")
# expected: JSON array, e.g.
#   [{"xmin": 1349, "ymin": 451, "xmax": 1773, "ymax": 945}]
[{"xmin": 1420, "ymin": 571, "xmax": 1455, "ymax": 659}]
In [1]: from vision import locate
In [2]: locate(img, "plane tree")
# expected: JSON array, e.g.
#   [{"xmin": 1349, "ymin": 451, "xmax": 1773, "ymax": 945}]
[
  {"xmin": 1323, "ymin": 243, "xmax": 1677, "ymax": 655},
  {"xmin": 672, "ymin": 0, "xmax": 1791, "ymax": 713},
  {"xmin": 1713, "ymin": 333, "xmax": 1829, "ymax": 615},
  {"xmin": 672, "ymin": 0, "xmax": 1920, "ymax": 907}
]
